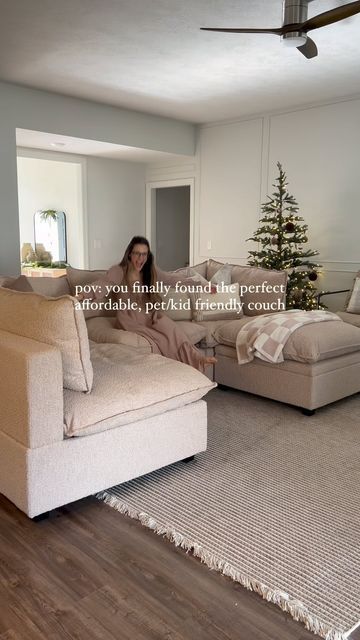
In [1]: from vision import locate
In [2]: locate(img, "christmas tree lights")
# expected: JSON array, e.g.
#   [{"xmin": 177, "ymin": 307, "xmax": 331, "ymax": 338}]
[{"xmin": 247, "ymin": 162, "xmax": 322, "ymax": 310}]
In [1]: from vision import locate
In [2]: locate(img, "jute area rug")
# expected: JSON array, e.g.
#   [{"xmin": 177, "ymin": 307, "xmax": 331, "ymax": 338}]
[{"xmin": 97, "ymin": 388, "xmax": 360, "ymax": 640}]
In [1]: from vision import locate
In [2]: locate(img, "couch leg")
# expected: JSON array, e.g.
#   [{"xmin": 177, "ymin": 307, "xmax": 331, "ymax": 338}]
[
  {"xmin": 182, "ymin": 455, "xmax": 195, "ymax": 463},
  {"xmin": 302, "ymin": 408, "xmax": 316, "ymax": 416},
  {"xmin": 217, "ymin": 384, "xmax": 230, "ymax": 391},
  {"xmin": 32, "ymin": 511, "xmax": 50, "ymax": 522}
]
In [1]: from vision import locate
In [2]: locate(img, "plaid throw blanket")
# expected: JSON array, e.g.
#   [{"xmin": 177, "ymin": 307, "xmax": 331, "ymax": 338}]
[{"xmin": 236, "ymin": 310, "xmax": 341, "ymax": 364}]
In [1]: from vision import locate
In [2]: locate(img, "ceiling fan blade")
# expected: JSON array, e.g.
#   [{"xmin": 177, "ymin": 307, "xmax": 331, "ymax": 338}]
[
  {"xmin": 302, "ymin": 0, "xmax": 360, "ymax": 32},
  {"xmin": 297, "ymin": 36, "xmax": 318, "ymax": 58},
  {"xmin": 200, "ymin": 27, "xmax": 283, "ymax": 35}
]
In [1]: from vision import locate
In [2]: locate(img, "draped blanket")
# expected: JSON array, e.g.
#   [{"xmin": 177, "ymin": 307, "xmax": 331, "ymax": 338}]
[{"xmin": 236, "ymin": 310, "xmax": 341, "ymax": 364}]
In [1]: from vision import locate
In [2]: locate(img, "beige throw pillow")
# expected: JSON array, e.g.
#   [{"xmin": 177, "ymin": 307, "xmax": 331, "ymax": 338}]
[
  {"xmin": 161, "ymin": 287, "xmax": 193, "ymax": 321},
  {"xmin": 191, "ymin": 282, "xmax": 243, "ymax": 322},
  {"xmin": 346, "ymin": 277, "xmax": 360, "ymax": 313},
  {"xmin": 0, "ymin": 288, "xmax": 93, "ymax": 392},
  {"xmin": 4, "ymin": 275, "xmax": 33, "ymax": 292}
]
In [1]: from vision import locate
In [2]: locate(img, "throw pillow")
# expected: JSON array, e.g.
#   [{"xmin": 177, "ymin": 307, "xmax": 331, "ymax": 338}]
[
  {"xmin": 0, "ymin": 288, "xmax": 93, "ymax": 392},
  {"xmin": 346, "ymin": 277, "xmax": 360, "ymax": 313},
  {"xmin": 160, "ymin": 287, "xmax": 193, "ymax": 321},
  {"xmin": 206, "ymin": 259, "xmax": 287, "ymax": 316},
  {"xmin": 174, "ymin": 266, "xmax": 209, "ymax": 287},
  {"xmin": 3, "ymin": 275, "xmax": 33, "ymax": 292},
  {"xmin": 209, "ymin": 263, "xmax": 232, "ymax": 286},
  {"xmin": 191, "ymin": 282, "xmax": 243, "ymax": 322}
]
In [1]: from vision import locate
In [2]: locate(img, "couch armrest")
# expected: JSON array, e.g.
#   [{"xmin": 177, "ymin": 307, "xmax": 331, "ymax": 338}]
[
  {"xmin": 0, "ymin": 330, "xmax": 63, "ymax": 448},
  {"xmin": 317, "ymin": 289, "xmax": 350, "ymax": 309}
]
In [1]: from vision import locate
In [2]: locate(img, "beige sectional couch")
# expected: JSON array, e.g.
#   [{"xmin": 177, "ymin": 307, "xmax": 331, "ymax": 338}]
[
  {"xmin": 67, "ymin": 260, "xmax": 360, "ymax": 413},
  {"xmin": 0, "ymin": 275, "xmax": 214, "ymax": 518},
  {"xmin": 1, "ymin": 260, "xmax": 360, "ymax": 517}
]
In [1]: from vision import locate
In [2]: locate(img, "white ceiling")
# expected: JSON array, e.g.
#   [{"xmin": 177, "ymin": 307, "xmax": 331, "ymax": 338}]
[
  {"xmin": 1, "ymin": 0, "xmax": 360, "ymax": 124},
  {"xmin": 16, "ymin": 129, "xmax": 190, "ymax": 163}
]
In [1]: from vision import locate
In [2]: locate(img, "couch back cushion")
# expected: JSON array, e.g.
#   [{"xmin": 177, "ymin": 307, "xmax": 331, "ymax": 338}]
[
  {"xmin": 0, "ymin": 274, "xmax": 71, "ymax": 297},
  {"xmin": 207, "ymin": 259, "xmax": 287, "ymax": 316},
  {"xmin": 0, "ymin": 288, "xmax": 93, "ymax": 392},
  {"xmin": 2, "ymin": 275, "xmax": 33, "ymax": 292},
  {"xmin": 28, "ymin": 275, "xmax": 71, "ymax": 297},
  {"xmin": 66, "ymin": 266, "xmax": 116, "ymax": 319}
]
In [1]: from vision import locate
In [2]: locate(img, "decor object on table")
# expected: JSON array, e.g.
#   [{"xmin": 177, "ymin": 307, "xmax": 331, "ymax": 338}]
[
  {"xmin": 247, "ymin": 162, "xmax": 322, "ymax": 310},
  {"xmin": 34, "ymin": 209, "xmax": 67, "ymax": 263}
]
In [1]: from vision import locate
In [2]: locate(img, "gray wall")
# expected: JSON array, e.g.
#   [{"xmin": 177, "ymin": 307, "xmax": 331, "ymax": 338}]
[{"xmin": 156, "ymin": 186, "xmax": 190, "ymax": 271}]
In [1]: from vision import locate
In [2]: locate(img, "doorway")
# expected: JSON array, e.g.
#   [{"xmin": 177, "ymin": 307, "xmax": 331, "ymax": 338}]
[
  {"xmin": 16, "ymin": 149, "xmax": 87, "ymax": 269},
  {"xmin": 145, "ymin": 178, "xmax": 194, "ymax": 270}
]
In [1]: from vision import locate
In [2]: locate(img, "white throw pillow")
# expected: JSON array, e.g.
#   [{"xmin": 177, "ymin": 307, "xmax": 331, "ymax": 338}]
[
  {"xmin": 210, "ymin": 263, "xmax": 232, "ymax": 286},
  {"xmin": 161, "ymin": 287, "xmax": 193, "ymax": 321},
  {"xmin": 347, "ymin": 277, "xmax": 360, "ymax": 313},
  {"xmin": 191, "ymin": 282, "xmax": 243, "ymax": 322}
]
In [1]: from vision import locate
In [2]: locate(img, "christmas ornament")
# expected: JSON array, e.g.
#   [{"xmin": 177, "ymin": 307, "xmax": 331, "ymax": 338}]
[
  {"xmin": 284, "ymin": 221, "xmax": 295, "ymax": 233},
  {"xmin": 308, "ymin": 271, "xmax": 318, "ymax": 281}
]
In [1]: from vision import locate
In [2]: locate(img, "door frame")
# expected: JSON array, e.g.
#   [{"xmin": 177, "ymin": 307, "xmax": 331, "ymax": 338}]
[
  {"xmin": 16, "ymin": 146, "xmax": 88, "ymax": 268},
  {"xmin": 145, "ymin": 178, "xmax": 195, "ymax": 266}
]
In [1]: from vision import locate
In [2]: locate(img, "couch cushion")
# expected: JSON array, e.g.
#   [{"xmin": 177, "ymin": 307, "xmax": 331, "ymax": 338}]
[
  {"xmin": 337, "ymin": 311, "xmax": 360, "ymax": 328},
  {"xmin": 86, "ymin": 316, "xmax": 151, "ymax": 349},
  {"xmin": 63, "ymin": 342, "xmax": 216, "ymax": 437},
  {"xmin": 207, "ymin": 259, "xmax": 287, "ymax": 317},
  {"xmin": 191, "ymin": 260, "xmax": 208, "ymax": 279},
  {"xmin": 192, "ymin": 282, "xmax": 243, "ymax": 322},
  {"xmin": 0, "ymin": 288, "xmax": 93, "ymax": 392},
  {"xmin": 160, "ymin": 287, "xmax": 193, "ymax": 321},
  {"xmin": 3, "ymin": 275, "xmax": 33, "ymax": 292},
  {"xmin": 28, "ymin": 275, "xmax": 71, "ymax": 297},
  {"xmin": 86, "ymin": 316, "xmax": 207, "ymax": 348},
  {"xmin": 213, "ymin": 317, "xmax": 360, "ymax": 363},
  {"xmin": 66, "ymin": 266, "xmax": 115, "ymax": 319},
  {"xmin": 197, "ymin": 319, "xmax": 232, "ymax": 348}
]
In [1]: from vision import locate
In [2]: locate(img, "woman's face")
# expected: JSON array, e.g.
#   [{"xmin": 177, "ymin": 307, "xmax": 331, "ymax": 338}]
[{"xmin": 130, "ymin": 243, "xmax": 149, "ymax": 272}]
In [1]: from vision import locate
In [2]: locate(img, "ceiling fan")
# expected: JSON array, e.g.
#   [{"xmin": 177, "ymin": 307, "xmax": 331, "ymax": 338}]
[{"xmin": 200, "ymin": 0, "xmax": 360, "ymax": 59}]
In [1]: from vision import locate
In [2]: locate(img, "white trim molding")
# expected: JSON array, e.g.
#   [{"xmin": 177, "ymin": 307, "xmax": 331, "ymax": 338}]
[{"xmin": 145, "ymin": 178, "xmax": 195, "ymax": 266}]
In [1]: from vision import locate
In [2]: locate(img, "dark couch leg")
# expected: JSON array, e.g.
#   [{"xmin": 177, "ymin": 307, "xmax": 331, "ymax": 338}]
[
  {"xmin": 217, "ymin": 384, "xmax": 230, "ymax": 391},
  {"xmin": 182, "ymin": 455, "xmax": 195, "ymax": 463},
  {"xmin": 302, "ymin": 408, "xmax": 316, "ymax": 416},
  {"xmin": 32, "ymin": 511, "xmax": 50, "ymax": 522}
]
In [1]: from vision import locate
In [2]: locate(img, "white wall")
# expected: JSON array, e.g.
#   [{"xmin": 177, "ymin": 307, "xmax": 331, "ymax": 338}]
[
  {"xmin": 146, "ymin": 96, "xmax": 360, "ymax": 309},
  {"xmin": 17, "ymin": 155, "xmax": 83, "ymax": 267},
  {"xmin": 0, "ymin": 81, "xmax": 195, "ymax": 274},
  {"xmin": 86, "ymin": 157, "xmax": 145, "ymax": 268},
  {"xmin": 16, "ymin": 148, "xmax": 146, "ymax": 270}
]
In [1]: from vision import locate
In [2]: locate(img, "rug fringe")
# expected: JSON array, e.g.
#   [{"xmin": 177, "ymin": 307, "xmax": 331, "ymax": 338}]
[{"xmin": 96, "ymin": 490, "xmax": 348, "ymax": 640}]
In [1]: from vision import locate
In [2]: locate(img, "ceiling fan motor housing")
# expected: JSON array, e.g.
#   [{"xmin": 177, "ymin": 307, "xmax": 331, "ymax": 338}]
[{"xmin": 282, "ymin": 0, "xmax": 308, "ymax": 45}]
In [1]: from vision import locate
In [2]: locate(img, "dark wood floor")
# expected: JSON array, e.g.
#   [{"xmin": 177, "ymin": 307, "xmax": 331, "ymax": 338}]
[{"xmin": 0, "ymin": 494, "xmax": 359, "ymax": 640}]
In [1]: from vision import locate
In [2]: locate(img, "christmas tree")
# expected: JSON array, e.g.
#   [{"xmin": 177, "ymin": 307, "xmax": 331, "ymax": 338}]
[{"xmin": 247, "ymin": 162, "xmax": 322, "ymax": 310}]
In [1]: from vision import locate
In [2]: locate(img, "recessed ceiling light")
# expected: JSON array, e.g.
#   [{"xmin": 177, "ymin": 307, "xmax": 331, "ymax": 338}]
[{"xmin": 51, "ymin": 142, "xmax": 66, "ymax": 147}]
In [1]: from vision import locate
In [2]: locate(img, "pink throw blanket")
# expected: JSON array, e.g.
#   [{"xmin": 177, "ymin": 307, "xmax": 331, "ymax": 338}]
[{"xmin": 236, "ymin": 310, "xmax": 341, "ymax": 364}]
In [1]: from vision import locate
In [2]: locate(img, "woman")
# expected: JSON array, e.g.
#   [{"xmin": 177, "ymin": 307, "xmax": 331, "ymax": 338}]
[{"xmin": 90, "ymin": 236, "xmax": 216, "ymax": 372}]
